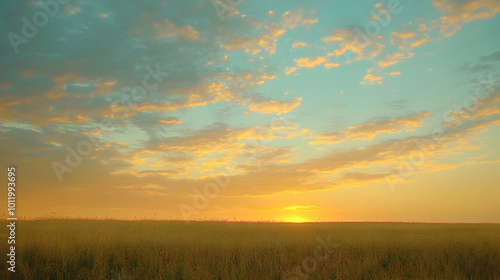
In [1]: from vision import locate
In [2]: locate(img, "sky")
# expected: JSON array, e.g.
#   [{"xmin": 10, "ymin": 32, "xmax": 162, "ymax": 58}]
[{"xmin": 1, "ymin": 0, "xmax": 499, "ymax": 223}]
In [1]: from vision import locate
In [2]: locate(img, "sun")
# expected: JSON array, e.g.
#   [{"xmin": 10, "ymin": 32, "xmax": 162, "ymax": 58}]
[{"xmin": 285, "ymin": 216, "xmax": 307, "ymax": 223}]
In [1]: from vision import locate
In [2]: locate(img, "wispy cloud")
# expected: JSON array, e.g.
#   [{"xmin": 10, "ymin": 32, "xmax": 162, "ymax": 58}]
[{"xmin": 310, "ymin": 111, "xmax": 431, "ymax": 145}]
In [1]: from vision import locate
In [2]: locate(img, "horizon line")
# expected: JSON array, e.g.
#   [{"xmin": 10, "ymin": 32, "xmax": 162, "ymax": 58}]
[{"xmin": 9, "ymin": 217, "xmax": 500, "ymax": 225}]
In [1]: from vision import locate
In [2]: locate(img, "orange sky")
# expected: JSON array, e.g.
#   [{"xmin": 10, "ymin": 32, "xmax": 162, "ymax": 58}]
[{"xmin": 1, "ymin": 0, "xmax": 500, "ymax": 223}]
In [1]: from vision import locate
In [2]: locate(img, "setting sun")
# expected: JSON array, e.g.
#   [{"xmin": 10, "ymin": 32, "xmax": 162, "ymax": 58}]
[{"xmin": 285, "ymin": 216, "xmax": 307, "ymax": 223}]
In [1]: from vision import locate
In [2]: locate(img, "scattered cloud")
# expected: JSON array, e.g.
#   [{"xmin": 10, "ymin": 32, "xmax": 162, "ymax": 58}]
[
  {"xmin": 248, "ymin": 97, "xmax": 302, "ymax": 114},
  {"xmin": 378, "ymin": 52, "xmax": 414, "ymax": 68},
  {"xmin": 295, "ymin": 56, "xmax": 327, "ymax": 68},
  {"xmin": 480, "ymin": 50, "xmax": 500, "ymax": 62},
  {"xmin": 322, "ymin": 27, "xmax": 385, "ymax": 62},
  {"xmin": 281, "ymin": 9, "xmax": 318, "ymax": 29},
  {"xmin": 433, "ymin": 0, "xmax": 500, "ymax": 37},
  {"xmin": 324, "ymin": 62, "xmax": 341, "ymax": 69},
  {"xmin": 360, "ymin": 68, "xmax": 384, "ymax": 85},
  {"xmin": 310, "ymin": 111, "xmax": 431, "ymax": 145},
  {"xmin": 292, "ymin": 41, "xmax": 311, "ymax": 48}
]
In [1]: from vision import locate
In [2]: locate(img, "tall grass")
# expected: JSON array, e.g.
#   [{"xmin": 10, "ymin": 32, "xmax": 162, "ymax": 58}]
[{"xmin": 2, "ymin": 221, "xmax": 500, "ymax": 279}]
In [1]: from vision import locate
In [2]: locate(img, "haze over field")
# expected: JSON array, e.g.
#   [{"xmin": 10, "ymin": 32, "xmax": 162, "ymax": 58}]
[{"xmin": 1, "ymin": 0, "xmax": 500, "ymax": 223}]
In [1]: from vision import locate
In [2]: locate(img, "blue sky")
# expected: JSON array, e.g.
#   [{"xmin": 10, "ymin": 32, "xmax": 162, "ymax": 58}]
[{"xmin": 1, "ymin": 0, "xmax": 499, "ymax": 222}]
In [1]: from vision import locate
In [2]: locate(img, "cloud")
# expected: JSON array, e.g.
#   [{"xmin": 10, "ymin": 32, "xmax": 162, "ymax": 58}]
[
  {"xmin": 281, "ymin": 9, "xmax": 318, "ymax": 29},
  {"xmin": 248, "ymin": 97, "xmax": 302, "ymax": 114},
  {"xmin": 324, "ymin": 63, "xmax": 341, "ymax": 69},
  {"xmin": 480, "ymin": 50, "xmax": 500, "ymax": 62},
  {"xmin": 360, "ymin": 73, "xmax": 383, "ymax": 85},
  {"xmin": 287, "ymin": 56, "xmax": 338, "ymax": 74},
  {"xmin": 389, "ymin": 0, "xmax": 500, "ymax": 52},
  {"xmin": 377, "ymin": 52, "xmax": 414, "ymax": 68},
  {"xmin": 285, "ymin": 66, "xmax": 298, "ymax": 75},
  {"xmin": 152, "ymin": 19, "xmax": 200, "ymax": 41},
  {"xmin": 445, "ymin": 84, "xmax": 500, "ymax": 125},
  {"xmin": 120, "ymin": 118, "xmax": 309, "ymax": 178},
  {"xmin": 1, "ymin": 89, "xmax": 498, "ymax": 213},
  {"xmin": 1, "ymin": 0, "xmax": 499, "ymax": 220},
  {"xmin": 261, "ymin": 73, "xmax": 276, "ymax": 80},
  {"xmin": 0, "ymin": 2, "xmax": 321, "ymax": 130},
  {"xmin": 294, "ymin": 56, "xmax": 326, "ymax": 68},
  {"xmin": 220, "ymin": 9, "xmax": 317, "ymax": 55},
  {"xmin": 0, "ymin": 0, "xmax": 263, "ymax": 126},
  {"xmin": 292, "ymin": 41, "xmax": 310, "ymax": 48},
  {"xmin": 338, "ymin": 171, "xmax": 390, "ymax": 185},
  {"xmin": 238, "ymin": 146, "xmax": 296, "ymax": 169},
  {"xmin": 457, "ymin": 62, "xmax": 495, "ymax": 74},
  {"xmin": 359, "ymin": 68, "xmax": 384, "ymax": 85},
  {"xmin": 132, "ymin": 79, "xmax": 248, "ymax": 113},
  {"xmin": 322, "ymin": 27, "xmax": 385, "ymax": 62},
  {"xmin": 433, "ymin": 0, "xmax": 500, "ymax": 37},
  {"xmin": 390, "ymin": 23, "xmax": 435, "ymax": 51},
  {"xmin": 220, "ymin": 23, "xmax": 286, "ymax": 55},
  {"xmin": 158, "ymin": 119, "xmax": 183, "ymax": 125},
  {"xmin": 310, "ymin": 111, "xmax": 432, "ymax": 145}
]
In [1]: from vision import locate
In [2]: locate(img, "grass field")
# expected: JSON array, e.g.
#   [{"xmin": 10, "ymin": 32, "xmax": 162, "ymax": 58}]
[{"xmin": 2, "ymin": 221, "xmax": 500, "ymax": 279}]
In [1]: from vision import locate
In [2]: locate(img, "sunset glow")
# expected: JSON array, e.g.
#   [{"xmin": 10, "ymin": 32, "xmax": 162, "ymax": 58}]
[{"xmin": 1, "ymin": 0, "xmax": 499, "ymax": 223}]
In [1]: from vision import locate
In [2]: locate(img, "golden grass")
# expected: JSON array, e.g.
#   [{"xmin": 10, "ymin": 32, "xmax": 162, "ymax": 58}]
[{"xmin": 2, "ymin": 221, "xmax": 500, "ymax": 279}]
